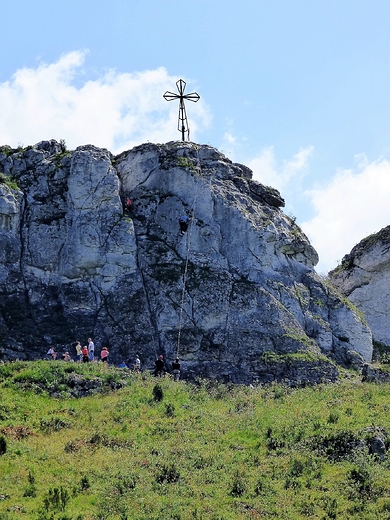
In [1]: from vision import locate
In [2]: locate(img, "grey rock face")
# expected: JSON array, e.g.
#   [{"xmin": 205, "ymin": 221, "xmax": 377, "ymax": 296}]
[
  {"xmin": 0, "ymin": 140, "xmax": 372, "ymax": 383},
  {"xmin": 329, "ymin": 225, "xmax": 390, "ymax": 348}
]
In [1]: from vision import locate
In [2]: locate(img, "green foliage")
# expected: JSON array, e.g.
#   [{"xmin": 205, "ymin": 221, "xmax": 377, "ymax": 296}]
[
  {"xmin": 230, "ymin": 469, "xmax": 247, "ymax": 497},
  {"xmin": 0, "ymin": 360, "xmax": 123, "ymax": 395},
  {"xmin": 259, "ymin": 350, "xmax": 331, "ymax": 364},
  {"xmin": 78, "ymin": 475, "xmax": 90, "ymax": 491},
  {"xmin": 0, "ymin": 145, "xmax": 14, "ymax": 157},
  {"xmin": 373, "ymin": 341, "xmax": 390, "ymax": 363},
  {"xmin": 1, "ymin": 362, "xmax": 390, "ymax": 518},
  {"xmin": 0, "ymin": 172, "xmax": 19, "ymax": 191},
  {"xmin": 23, "ymin": 471, "xmax": 37, "ymax": 497},
  {"xmin": 155, "ymin": 463, "xmax": 180, "ymax": 484},
  {"xmin": 43, "ymin": 486, "xmax": 70, "ymax": 512},
  {"xmin": 152, "ymin": 383, "xmax": 164, "ymax": 402},
  {"xmin": 176, "ymin": 156, "xmax": 196, "ymax": 171},
  {"xmin": 165, "ymin": 402, "xmax": 175, "ymax": 417}
]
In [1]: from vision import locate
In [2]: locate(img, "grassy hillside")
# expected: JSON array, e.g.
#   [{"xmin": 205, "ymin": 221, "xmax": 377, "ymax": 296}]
[{"xmin": 0, "ymin": 361, "xmax": 390, "ymax": 519}]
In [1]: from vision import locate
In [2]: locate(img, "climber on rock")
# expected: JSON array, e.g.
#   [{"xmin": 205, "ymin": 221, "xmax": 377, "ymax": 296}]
[
  {"xmin": 179, "ymin": 214, "xmax": 190, "ymax": 235},
  {"xmin": 124, "ymin": 197, "xmax": 132, "ymax": 213}
]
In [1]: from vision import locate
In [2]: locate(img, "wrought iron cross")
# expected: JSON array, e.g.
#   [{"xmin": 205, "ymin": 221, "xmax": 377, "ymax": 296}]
[{"xmin": 163, "ymin": 79, "xmax": 200, "ymax": 141}]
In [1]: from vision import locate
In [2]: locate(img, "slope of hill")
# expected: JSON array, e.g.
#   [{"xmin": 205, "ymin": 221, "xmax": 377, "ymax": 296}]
[{"xmin": 0, "ymin": 362, "xmax": 390, "ymax": 519}]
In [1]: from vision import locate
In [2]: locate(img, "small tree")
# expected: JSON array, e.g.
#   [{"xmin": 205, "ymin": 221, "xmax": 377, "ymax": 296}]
[
  {"xmin": 153, "ymin": 384, "xmax": 164, "ymax": 402},
  {"xmin": 0, "ymin": 435, "xmax": 7, "ymax": 455}
]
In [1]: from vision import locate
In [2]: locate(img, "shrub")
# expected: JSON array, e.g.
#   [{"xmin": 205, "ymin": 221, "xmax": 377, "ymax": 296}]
[
  {"xmin": 0, "ymin": 435, "xmax": 7, "ymax": 455},
  {"xmin": 23, "ymin": 471, "xmax": 36, "ymax": 497},
  {"xmin": 23, "ymin": 484, "xmax": 36, "ymax": 497},
  {"xmin": 0, "ymin": 172, "xmax": 18, "ymax": 191},
  {"xmin": 153, "ymin": 384, "xmax": 164, "ymax": 402},
  {"xmin": 230, "ymin": 470, "xmax": 247, "ymax": 497},
  {"xmin": 327, "ymin": 411, "xmax": 339, "ymax": 424},
  {"xmin": 40, "ymin": 417, "xmax": 71, "ymax": 432},
  {"xmin": 165, "ymin": 403, "xmax": 175, "ymax": 417},
  {"xmin": 347, "ymin": 461, "xmax": 376, "ymax": 499},
  {"xmin": 79, "ymin": 475, "xmax": 90, "ymax": 491},
  {"xmin": 43, "ymin": 486, "xmax": 70, "ymax": 512},
  {"xmin": 310, "ymin": 430, "xmax": 361, "ymax": 461},
  {"xmin": 155, "ymin": 464, "xmax": 180, "ymax": 484},
  {"xmin": 288, "ymin": 457, "xmax": 305, "ymax": 477}
]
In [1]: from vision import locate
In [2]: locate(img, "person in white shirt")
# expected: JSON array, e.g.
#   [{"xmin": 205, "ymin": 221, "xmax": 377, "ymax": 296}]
[{"xmin": 88, "ymin": 338, "xmax": 95, "ymax": 362}]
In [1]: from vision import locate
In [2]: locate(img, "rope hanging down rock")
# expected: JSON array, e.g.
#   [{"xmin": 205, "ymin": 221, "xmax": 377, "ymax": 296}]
[
  {"xmin": 175, "ymin": 155, "xmax": 215, "ymax": 359},
  {"xmin": 176, "ymin": 191, "xmax": 198, "ymax": 359}
]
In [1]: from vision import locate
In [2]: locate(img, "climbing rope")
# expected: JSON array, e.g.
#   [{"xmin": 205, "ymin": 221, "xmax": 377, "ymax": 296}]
[
  {"xmin": 175, "ymin": 155, "xmax": 215, "ymax": 358},
  {"xmin": 176, "ymin": 191, "xmax": 198, "ymax": 358}
]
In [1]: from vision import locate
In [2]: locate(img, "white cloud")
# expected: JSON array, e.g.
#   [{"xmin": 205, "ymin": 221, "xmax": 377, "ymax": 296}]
[
  {"xmin": 246, "ymin": 146, "xmax": 390, "ymax": 275},
  {"xmin": 248, "ymin": 146, "xmax": 313, "ymax": 191},
  {"xmin": 0, "ymin": 51, "xmax": 210, "ymax": 153},
  {"xmin": 301, "ymin": 156, "xmax": 390, "ymax": 274}
]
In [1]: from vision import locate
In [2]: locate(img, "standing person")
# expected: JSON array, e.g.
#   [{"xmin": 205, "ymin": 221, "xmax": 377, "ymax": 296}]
[
  {"xmin": 47, "ymin": 346, "xmax": 56, "ymax": 360},
  {"xmin": 154, "ymin": 355, "xmax": 165, "ymax": 377},
  {"xmin": 100, "ymin": 346, "xmax": 109, "ymax": 363},
  {"xmin": 134, "ymin": 355, "xmax": 141, "ymax": 372},
  {"xmin": 171, "ymin": 358, "xmax": 181, "ymax": 381},
  {"xmin": 75, "ymin": 341, "xmax": 82, "ymax": 362},
  {"xmin": 81, "ymin": 345, "xmax": 89, "ymax": 363},
  {"xmin": 88, "ymin": 338, "xmax": 95, "ymax": 362}
]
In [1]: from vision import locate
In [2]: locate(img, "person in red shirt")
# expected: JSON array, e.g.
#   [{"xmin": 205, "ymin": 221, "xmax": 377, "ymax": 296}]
[{"xmin": 81, "ymin": 346, "xmax": 89, "ymax": 363}]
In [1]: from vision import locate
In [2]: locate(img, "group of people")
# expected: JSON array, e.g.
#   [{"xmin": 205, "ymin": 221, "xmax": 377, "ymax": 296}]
[
  {"xmin": 46, "ymin": 342, "xmax": 182, "ymax": 380},
  {"xmin": 46, "ymin": 338, "xmax": 109, "ymax": 364},
  {"xmin": 118, "ymin": 355, "xmax": 141, "ymax": 371},
  {"xmin": 74, "ymin": 339, "xmax": 107, "ymax": 363},
  {"xmin": 154, "ymin": 355, "xmax": 181, "ymax": 380}
]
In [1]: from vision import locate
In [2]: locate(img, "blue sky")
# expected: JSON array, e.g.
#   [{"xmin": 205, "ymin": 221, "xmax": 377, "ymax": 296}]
[{"xmin": 1, "ymin": 0, "xmax": 390, "ymax": 272}]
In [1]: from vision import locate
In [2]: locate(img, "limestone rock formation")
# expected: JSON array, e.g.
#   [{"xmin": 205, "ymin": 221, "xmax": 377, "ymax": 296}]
[
  {"xmin": 0, "ymin": 140, "xmax": 372, "ymax": 383},
  {"xmin": 329, "ymin": 225, "xmax": 390, "ymax": 348}
]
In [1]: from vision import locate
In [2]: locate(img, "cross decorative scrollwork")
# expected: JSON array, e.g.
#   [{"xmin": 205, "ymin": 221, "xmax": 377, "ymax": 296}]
[{"xmin": 163, "ymin": 79, "xmax": 200, "ymax": 141}]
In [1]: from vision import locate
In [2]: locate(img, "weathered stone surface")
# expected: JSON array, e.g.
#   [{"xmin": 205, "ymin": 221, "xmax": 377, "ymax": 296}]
[
  {"xmin": 362, "ymin": 363, "xmax": 390, "ymax": 383},
  {"xmin": 0, "ymin": 140, "xmax": 373, "ymax": 383},
  {"xmin": 329, "ymin": 225, "xmax": 390, "ymax": 348}
]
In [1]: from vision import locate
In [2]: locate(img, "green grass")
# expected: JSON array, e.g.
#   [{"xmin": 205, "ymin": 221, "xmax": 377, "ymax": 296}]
[
  {"xmin": 0, "ymin": 362, "xmax": 390, "ymax": 519},
  {"xmin": 0, "ymin": 172, "xmax": 19, "ymax": 191}
]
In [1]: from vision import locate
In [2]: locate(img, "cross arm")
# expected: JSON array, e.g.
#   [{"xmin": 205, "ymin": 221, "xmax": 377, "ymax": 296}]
[
  {"xmin": 163, "ymin": 91, "xmax": 180, "ymax": 101},
  {"xmin": 183, "ymin": 92, "xmax": 200, "ymax": 103}
]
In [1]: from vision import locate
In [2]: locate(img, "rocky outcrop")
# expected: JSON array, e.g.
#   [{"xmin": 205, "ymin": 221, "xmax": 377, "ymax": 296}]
[
  {"xmin": 329, "ymin": 225, "xmax": 390, "ymax": 348},
  {"xmin": 0, "ymin": 140, "xmax": 373, "ymax": 383},
  {"xmin": 362, "ymin": 363, "xmax": 390, "ymax": 383}
]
